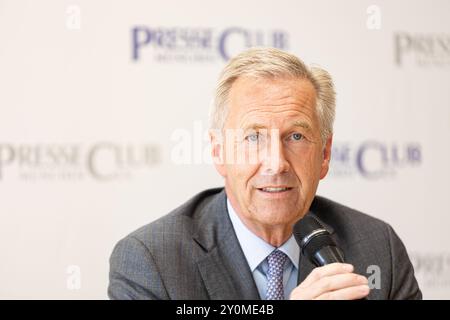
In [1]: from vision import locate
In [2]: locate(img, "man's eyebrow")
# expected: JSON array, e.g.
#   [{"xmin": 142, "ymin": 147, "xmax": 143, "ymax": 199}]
[
  {"xmin": 293, "ymin": 120, "xmax": 312, "ymax": 131},
  {"xmin": 242, "ymin": 123, "xmax": 268, "ymax": 131},
  {"xmin": 241, "ymin": 120, "xmax": 312, "ymax": 131}
]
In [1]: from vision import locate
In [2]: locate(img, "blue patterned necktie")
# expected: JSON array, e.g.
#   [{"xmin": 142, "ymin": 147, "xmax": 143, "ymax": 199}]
[{"xmin": 265, "ymin": 250, "xmax": 288, "ymax": 300}]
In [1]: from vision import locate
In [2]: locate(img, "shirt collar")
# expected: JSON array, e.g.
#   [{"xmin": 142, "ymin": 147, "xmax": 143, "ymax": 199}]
[{"xmin": 226, "ymin": 198, "xmax": 299, "ymax": 272}]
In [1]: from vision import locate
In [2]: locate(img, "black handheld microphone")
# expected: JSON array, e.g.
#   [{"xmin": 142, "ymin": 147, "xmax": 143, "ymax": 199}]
[{"xmin": 293, "ymin": 215, "xmax": 344, "ymax": 267}]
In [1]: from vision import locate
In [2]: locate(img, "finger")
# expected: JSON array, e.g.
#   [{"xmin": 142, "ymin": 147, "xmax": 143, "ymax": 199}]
[
  {"xmin": 290, "ymin": 271, "xmax": 366, "ymax": 300},
  {"xmin": 308, "ymin": 273, "xmax": 368, "ymax": 298},
  {"xmin": 299, "ymin": 263, "xmax": 354, "ymax": 288},
  {"xmin": 315, "ymin": 284, "xmax": 370, "ymax": 300}
]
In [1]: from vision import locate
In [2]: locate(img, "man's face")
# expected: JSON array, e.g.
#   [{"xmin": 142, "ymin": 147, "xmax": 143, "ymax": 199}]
[{"xmin": 212, "ymin": 76, "xmax": 332, "ymax": 231}]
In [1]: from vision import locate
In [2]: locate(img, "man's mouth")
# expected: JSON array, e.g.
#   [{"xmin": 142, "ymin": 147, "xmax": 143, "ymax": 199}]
[{"xmin": 257, "ymin": 187, "xmax": 293, "ymax": 193}]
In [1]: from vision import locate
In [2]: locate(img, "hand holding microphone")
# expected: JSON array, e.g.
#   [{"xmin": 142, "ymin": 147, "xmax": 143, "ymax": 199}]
[{"xmin": 289, "ymin": 216, "xmax": 370, "ymax": 300}]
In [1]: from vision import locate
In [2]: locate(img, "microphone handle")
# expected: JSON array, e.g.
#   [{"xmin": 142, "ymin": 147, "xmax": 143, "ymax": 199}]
[{"xmin": 311, "ymin": 245, "xmax": 345, "ymax": 267}]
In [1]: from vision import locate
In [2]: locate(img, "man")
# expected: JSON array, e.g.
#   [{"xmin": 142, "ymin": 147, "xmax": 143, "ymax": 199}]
[{"xmin": 108, "ymin": 48, "xmax": 421, "ymax": 300}]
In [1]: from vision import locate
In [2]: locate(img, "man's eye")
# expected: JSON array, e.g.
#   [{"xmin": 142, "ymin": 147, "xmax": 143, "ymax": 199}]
[
  {"xmin": 290, "ymin": 133, "xmax": 303, "ymax": 141},
  {"xmin": 246, "ymin": 133, "xmax": 259, "ymax": 142}
]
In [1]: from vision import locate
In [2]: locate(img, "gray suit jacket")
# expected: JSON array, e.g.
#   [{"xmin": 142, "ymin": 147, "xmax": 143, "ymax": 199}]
[{"xmin": 108, "ymin": 188, "xmax": 422, "ymax": 300}]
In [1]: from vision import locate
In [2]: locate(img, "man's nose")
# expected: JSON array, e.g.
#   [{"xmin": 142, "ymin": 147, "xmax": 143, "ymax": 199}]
[{"xmin": 260, "ymin": 135, "xmax": 290, "ymax": 176}]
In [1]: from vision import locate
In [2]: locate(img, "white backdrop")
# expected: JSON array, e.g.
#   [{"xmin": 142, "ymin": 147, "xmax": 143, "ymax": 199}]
[{"xmin": 0, "ymin": 0, "xmax": 449, "ymax": 299}]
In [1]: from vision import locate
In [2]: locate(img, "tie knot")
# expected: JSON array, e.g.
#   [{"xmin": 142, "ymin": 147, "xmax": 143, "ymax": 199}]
[{"xmin": 267, "ymin": 250, "xmax": 288, "ymax": 276}]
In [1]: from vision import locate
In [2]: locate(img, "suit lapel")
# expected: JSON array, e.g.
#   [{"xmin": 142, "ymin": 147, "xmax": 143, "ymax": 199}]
[{"xmin": 193, "ymin": 189, "xmax": 260, "ymax": 300}]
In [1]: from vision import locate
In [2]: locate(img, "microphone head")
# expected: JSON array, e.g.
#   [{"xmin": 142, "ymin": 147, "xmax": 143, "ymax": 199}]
[
  {"xmin": 293, "ymin": 215, "xmax": 344, "ymax": 266},
  {"xmin": 293, "ymin": 215, "xmax": 326, "ymax": 241},
  {"xmin": 293, "ymin": 215, "xmax": 330, "ymax": 248}
]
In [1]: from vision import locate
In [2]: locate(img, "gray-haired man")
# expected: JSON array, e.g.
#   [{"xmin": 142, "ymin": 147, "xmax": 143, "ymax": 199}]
[{"xmin": 108, "ymin": 48, "xmax": 421, "ymax": 300}]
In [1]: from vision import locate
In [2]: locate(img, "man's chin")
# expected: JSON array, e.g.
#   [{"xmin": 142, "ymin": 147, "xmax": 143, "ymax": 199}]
[{"xmin": 253, "ymin": 209, "xmax": 300, "ymax": 226}]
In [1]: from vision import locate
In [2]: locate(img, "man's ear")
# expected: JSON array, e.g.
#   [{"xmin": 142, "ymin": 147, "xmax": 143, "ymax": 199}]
[
  {"xmin": 319, "ymin": 135, "xmax": 333, "ymax": 180},
  {"xmin": 209, "ymin": 129, "xmax": 227, "ymax": 178}
]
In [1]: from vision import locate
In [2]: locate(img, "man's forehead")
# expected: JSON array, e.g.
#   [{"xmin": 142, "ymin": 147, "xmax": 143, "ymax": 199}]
[
  {"xmin": 228, "ymin": 77, "xmax": 316, "ymax": 112},
  {"xmin": 229, "ymin": 105, "xmax": 318, "ymax": 132},
  {"xmin": 230, "ymin": 75, "xmax": 315, "ymax": 97}
]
